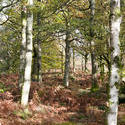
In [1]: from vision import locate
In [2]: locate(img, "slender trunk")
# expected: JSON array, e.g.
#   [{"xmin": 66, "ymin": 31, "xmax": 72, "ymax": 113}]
[
  {"xmin": 73, "ymin": 49, "xmax": 75, "ymax": 73},
  {"xmin": 82, "ymin": 56, "xmax": 84, "ymax": 72},
  {"xmin": 107, "ymin": 0, "xmax": 121, "ymax": 124},
  {"xmin": 85, "ymin": 53, "xmax": 88, "ymax": 72},
  {"xmin": 32, "ymin": 0, "xmax": 42, "ymax": 83},
  {"xmin": 18, "ymin": 5, "xmax": 27, "ymax": 89},
  {"xmin": 36, "ymin": 5, "xmax": 42, "ymax": 83},
  {"xmin": 32, "ymin": 43, "xmax": 37, "ymax": 81},
  {"xmin": 89, "ymin": 0, "xmax": 98, "ymax": 91},
  {"xmin": 21, "ymin": 0, "xmax": 33, "ymax": 106},
  {"xmin": 91, "ymin": 52, "xmax": 98, "ymax": 89},
  {"xmin": 99, "ymin": 56, "xmax": 104, "ymax": 82},
  {"xmin": 63, "ymin": 13, "xmax": 71, "ymax": 87},
  {"xmin": 37, "ymin": 42, "xmax": 42, "ymax": 82},
  {"xmin": 64, "ymin": 38, "xmax": 71, "ymax": 87},
  {"xmin": 107, "ymin": 38, "xmax": 111, "ymax": 75},
  {"xmin": 61, "ymin": 47, "xmax": 64, "ymax": 75}
]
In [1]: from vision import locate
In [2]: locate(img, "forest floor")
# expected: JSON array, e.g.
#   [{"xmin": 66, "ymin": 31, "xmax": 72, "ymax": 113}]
[{"xmin": 0, "ymin": 72, "xmax": 125, "ymax": 125}]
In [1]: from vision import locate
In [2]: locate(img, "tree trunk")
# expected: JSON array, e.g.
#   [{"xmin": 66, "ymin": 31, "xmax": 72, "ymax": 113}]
[
  {"xmin": 37, "ymin": 41, "xmax": 42, "ymax": 82},
  {"xmin": 64, "ymin": 38, "xmax": 71, "ymax": 87},
  {"xmin": 91, "ymin": 52, "xmax": 98, "ymax": 89},
  {"xmin": 21, "ymin": 0, "xmax": 33, "ymax": 107},
  {"xmin": 18, "ymin": 4, "xmax": 27, "ymax": 89},
  {"xmin": 36, "ymin": 4, "xmax": 42, "ymax": 83},
  {"xmin": 73, "ymin": 49, "xmax": 75, "ymax": 73},
  {"xmin": 32, "ymin": 0, "xmax": 42, "ymax": 83},
  {"xmin": 89, "ymin": 0, "xmax": 98, "ymax": 91},
  {"xmin": 32, "ymin": 43, "xmax": 37, "ymax": 81},
  {"xmin": 85, "ymin": 53, "xmax": 88, "ymax": 72},
  {"xmin": 99, "ymin": 56, "xmax": 105, "ymax": 82},
  {"xmin": 61, "ymin": 47, "xmax": 64, "ymax": 75},
  {"xmin": 107, "ymin": 0, "xmax": 121, "ymax": 124},
  {"xmin": 82, "ymin": 56, "xmax": 84, "ymax": 72},
  {"xmin": 63, "ymin": 13, "xmax": 71, "ymax": 87}
]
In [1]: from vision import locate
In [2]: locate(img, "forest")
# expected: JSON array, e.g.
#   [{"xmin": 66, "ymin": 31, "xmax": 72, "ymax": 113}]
[{"xmin": 0, "ymin": 0, "xmax": 125, "ymax": 125}]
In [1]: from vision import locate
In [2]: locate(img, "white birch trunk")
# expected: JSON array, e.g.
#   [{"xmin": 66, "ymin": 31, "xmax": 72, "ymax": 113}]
[
  {"xmin": 21, "ymin": 0, "xmax": 33, "ymax": 107},
  {"xmin": 107, "ymin": 0, "xmax": 121, "ymax": 124}
]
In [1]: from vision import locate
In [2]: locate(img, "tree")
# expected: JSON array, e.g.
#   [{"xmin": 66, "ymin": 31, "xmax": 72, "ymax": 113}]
[
  {"xmin": 72, "ymin": 48, "xmax": 75, "ymax": 73},
  {"xmin": 63, "ymin": 10, "xmax": 72, "ymax": 87},
  {"xmin": 107, "ymin": 0, "xmax": 122, "ymax": 124},
  {"xmin": 18, "ymin": 1, "xmax": 27, "ymax": 88},
  {"xmin": 21, "ymin": 0, "xmax": 33, "ymax": 106},
  {"xmin": 32, "ymin": 0, "xmax": 42, "ymax": 83},
  {"xmin": 63, "ymin": 30, "xmax": 71, "ymax": 87},
  {"xmin": 89, "ymin": 0, "xmax": 99, "ymax": 91}
]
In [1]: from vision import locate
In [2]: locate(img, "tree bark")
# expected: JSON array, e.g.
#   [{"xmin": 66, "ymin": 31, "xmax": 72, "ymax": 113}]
[
  {"xmin": 61, "ymin": 47, "xmax": 64, "ymax": 75},
  {"xmin": 18, "ymin": 4, "xmax": 27, "ymax": 89},
  {"xmin": 63, "ymin": 12, "xmax": 71, "ymax": 87},
  {"xmin": 32, "ymin": 43, "xmax": 37, "ymax": 80},
  {"xmin": 91, "ymin": 52, "xmax": 98, "ymax": 89},
  {"xmin": 82, "ymin": 56, "xmax": 84, "ymax": 72},
  {"xmin": 107, "ymin": 0, "xmax": 121, "ymax": 124},
  {"xmin": 89, "ymin": 0, "xmax": 98, "ymax": 91},
  {"xmin": 64, "ymin": 36, "xmax": 71, "ymax": 87},
  {"xmin": 32, "ymin": 0, "xmax": 42, "ymax": 83},
  {"xmin": 36, "ymin": 3, "xmax": 42, "ymax": 82},
  {"xmin": 85, "ymin": 53, "xmax": 88, "ymax": 72},
  {"xmin": 73, "ymin": 49, "xmax": 75, "ymax": 73},
  {"xmin": 21, "ymin": 0, "xmax": 33, "ymax": 107},
  {"xmin": 99, "ymin": 56, "xmax": 105, "ymax": 82}
]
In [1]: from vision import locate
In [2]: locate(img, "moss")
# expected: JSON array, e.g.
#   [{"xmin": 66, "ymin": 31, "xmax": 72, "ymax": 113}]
[
  {"xmin": 13, "ymin": 109, "xmax": 32, "ymax": 120},
  {"xmin": 114, "ymin": 7, "xmax": 121, "ymax": 18},
  {"xmin": 32, "ymin": 74, "xmax": 38, "ymax": 81},
  {"xmin": 106, "ymin": 83, "xmax": 110, "ymax": 100},
  {"xmin": 0, "ymin": 82, "xmax": 8, "ymax": 93},
  {"xmin": 109, "ymin": 101, "xmax": 114, "ymax": 105},
  {"xmin": 69, "ymin": 75, "xmax": 75, "ymax": 81},
  {"xmin": 98, "ymin": 105, "xmax": 108, "ymax": 111},
  {"xmin": 115, "ymin": 81, "xmax": 120, "ymax": 89},
  {"xmin": 91, "ymin": 83, "xmax": 99, "ymax": 92},
  {"xmin": 113, "ymin": 56, "xmax": 123, "ymax": 71}
]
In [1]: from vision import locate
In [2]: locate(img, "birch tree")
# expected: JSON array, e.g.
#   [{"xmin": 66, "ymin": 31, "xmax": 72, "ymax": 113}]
[
  {"xmin": 107, "ymin": 0, "xmax": 122, "ymax": 124},
  {"xmin": 21, "ymin": 0, "xmax": 33, "ymax": 106}
]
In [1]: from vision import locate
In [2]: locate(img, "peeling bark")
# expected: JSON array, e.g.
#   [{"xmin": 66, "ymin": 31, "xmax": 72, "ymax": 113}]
[{"xmin": 107, "ymin": 0, "xmax": 122, "ymax": 124}]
